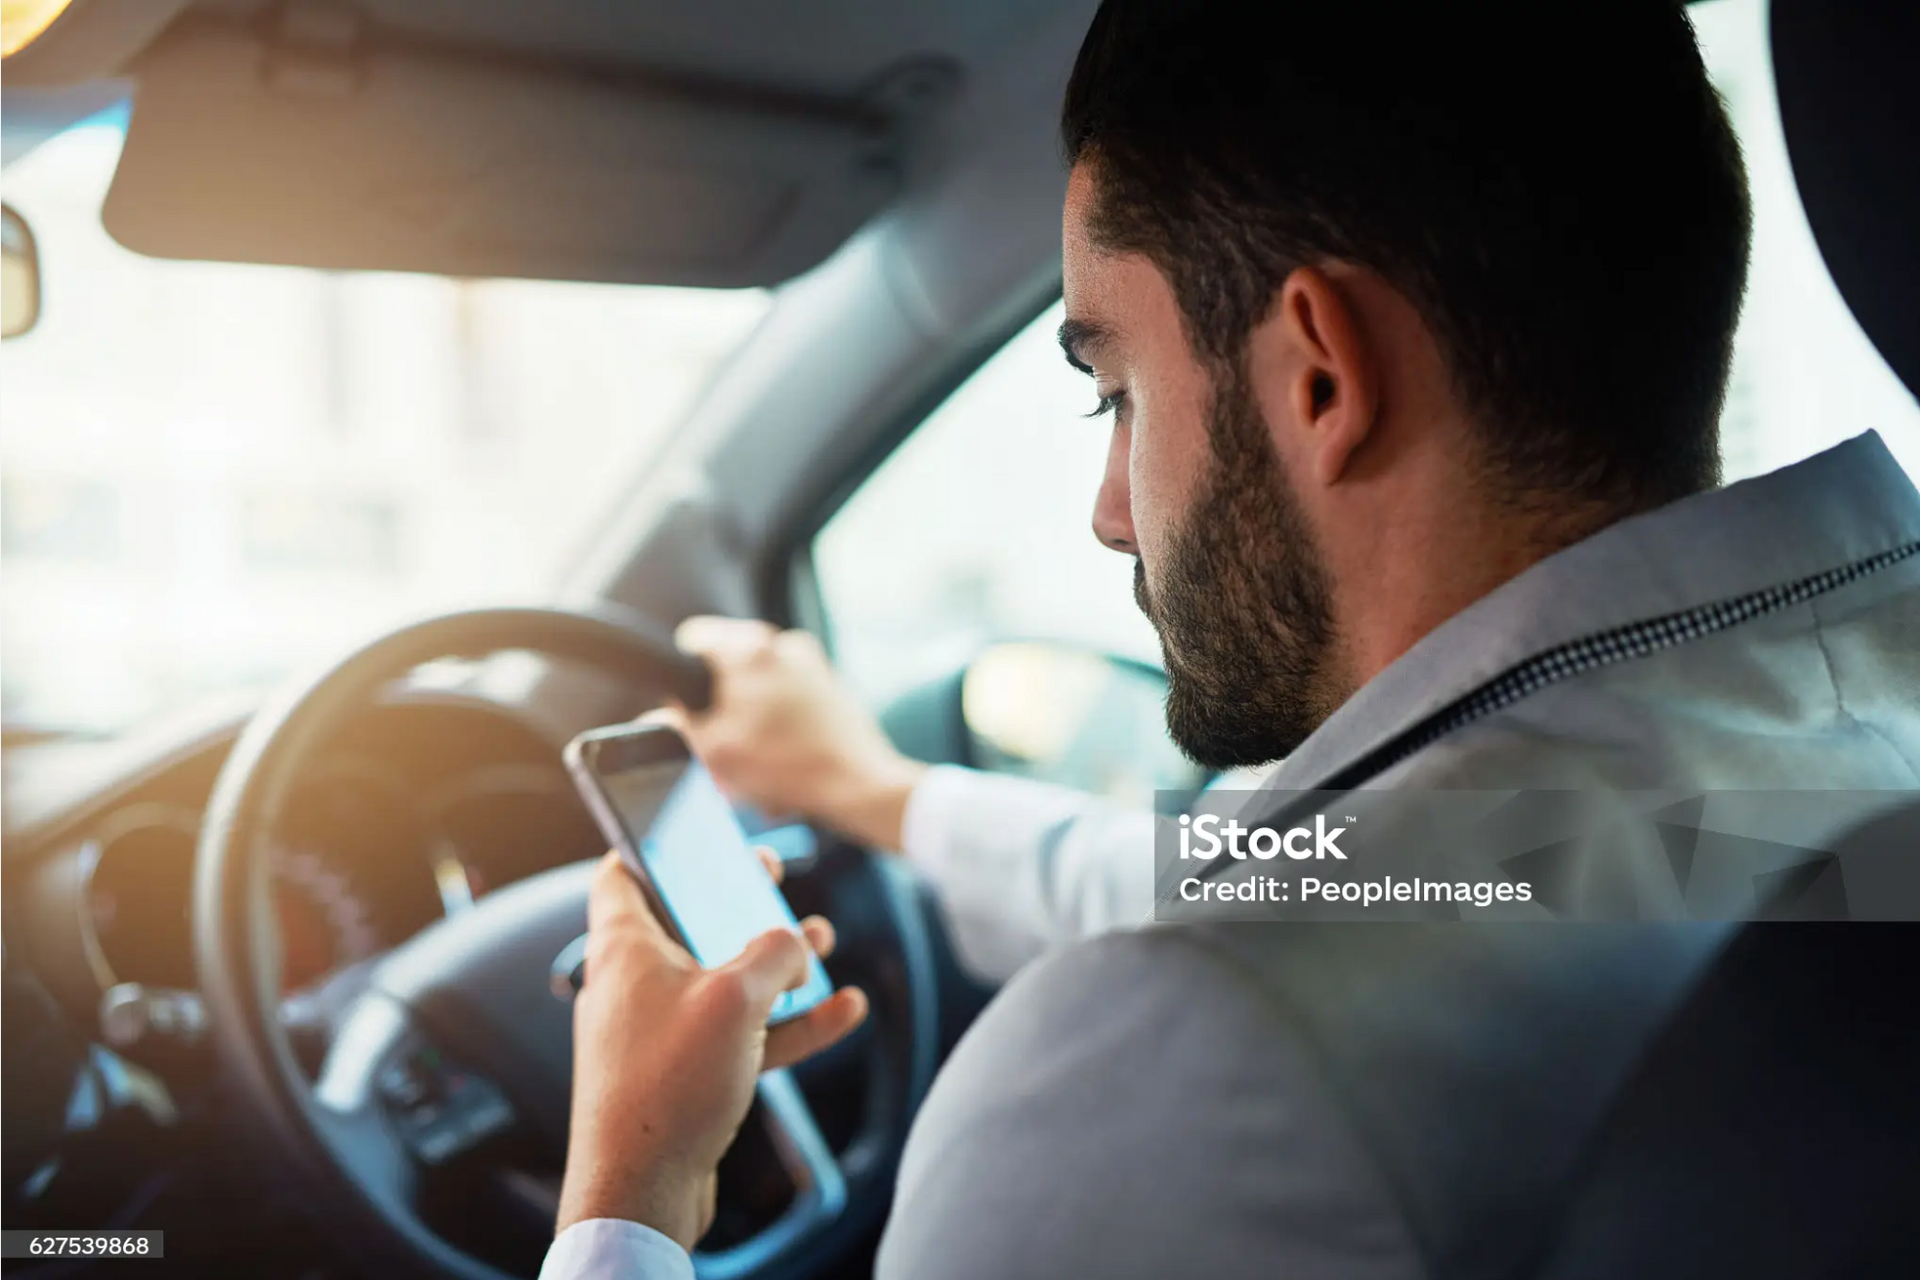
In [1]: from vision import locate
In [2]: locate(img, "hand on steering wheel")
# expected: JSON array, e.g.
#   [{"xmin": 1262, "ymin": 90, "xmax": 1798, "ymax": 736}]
[{"xmin": 667, "ymin": 617, "xmax": 928, "ymax": 850}]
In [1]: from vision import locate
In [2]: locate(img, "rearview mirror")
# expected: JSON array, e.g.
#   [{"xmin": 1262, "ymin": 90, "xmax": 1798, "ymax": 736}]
[
  {"xmin": 961, "ymin": 641, "xmax": 1207, "ymax": 810},
  {"xmin": 3, "ymin": 205, "xmax": 42, "ymax": 339}
]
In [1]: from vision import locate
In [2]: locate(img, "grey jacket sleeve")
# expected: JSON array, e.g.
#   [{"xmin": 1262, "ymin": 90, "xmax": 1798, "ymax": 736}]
[{"xmin": 875, "ymin": 928, "xmax": 1427, "ymax": 1280}]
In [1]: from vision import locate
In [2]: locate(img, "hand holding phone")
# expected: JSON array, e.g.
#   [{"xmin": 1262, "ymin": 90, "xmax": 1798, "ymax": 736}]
[
  {"xmin": 565, "ymin": 721, "xmax": 836, "ymax": 1025},
  {"xmin": 558, "ymin": 849, "xmax": 865, "ymax": 1246}
]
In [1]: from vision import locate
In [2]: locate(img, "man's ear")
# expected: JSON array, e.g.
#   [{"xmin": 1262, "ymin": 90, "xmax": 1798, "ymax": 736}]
[{"xmin": 1257, "ymin": 266, "xmax": 1379, "ymax": 487}]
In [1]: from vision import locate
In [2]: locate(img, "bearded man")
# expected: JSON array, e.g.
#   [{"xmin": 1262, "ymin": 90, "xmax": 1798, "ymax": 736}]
[{"xmin": 542, "ymin": 1, "xmax": 1920, "ymax": 1277}]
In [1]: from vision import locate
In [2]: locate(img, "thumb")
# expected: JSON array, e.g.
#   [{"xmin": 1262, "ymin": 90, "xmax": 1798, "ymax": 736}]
[
  {"xmin": 723, "ymin": 926, "xmax": 813, "ymax": 1011},
  {"xmin": 588, "ymin": 852, "xmax": 676, "ymax": 949}
]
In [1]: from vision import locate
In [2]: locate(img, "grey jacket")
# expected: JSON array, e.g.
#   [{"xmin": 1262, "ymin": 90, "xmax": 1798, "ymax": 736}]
[{"xmin": 876, "ymin": 432, "xmax": 1920, "ymax": 1280}]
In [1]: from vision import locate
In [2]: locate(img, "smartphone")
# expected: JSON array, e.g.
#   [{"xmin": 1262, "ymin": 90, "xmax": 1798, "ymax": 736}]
[{"xmin": 564, "ymin": 722, "xmax": 835, "ymax": 1025}]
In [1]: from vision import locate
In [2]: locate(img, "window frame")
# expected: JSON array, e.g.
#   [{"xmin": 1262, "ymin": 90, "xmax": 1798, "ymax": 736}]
[{"xmin": 762, "ymin": 284, "xmax": 1064, "ymax": 655}]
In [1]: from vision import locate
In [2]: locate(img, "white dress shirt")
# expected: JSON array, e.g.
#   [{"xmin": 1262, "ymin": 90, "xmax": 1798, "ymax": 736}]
[{"xmin": 538, "ymin": 1218, "xmax": 694, "ymax": 1280}]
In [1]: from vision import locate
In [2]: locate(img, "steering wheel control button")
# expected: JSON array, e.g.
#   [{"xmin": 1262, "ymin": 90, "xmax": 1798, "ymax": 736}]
[
  {"xmin": 410, "ymin": 1120, "xmax": 465, "ymax": 1165},
  {"xmin": 453, "ymin": 1085, "xmax": 514, "ymax": 1142},
  {"xmin": 99, "ymin": 985, "xmax": 150, "ymax": 1048},
  {"xmin": 376, "ymin": 1060, "xmax": 432, "ymax": 1111},
  {"xmin": 99, "ymin": 984, "xmax": 206, "ymax": 1051},
  {"xmin": 381, "ymin": 1047, "xmax": 515, "ymax": 1165}
]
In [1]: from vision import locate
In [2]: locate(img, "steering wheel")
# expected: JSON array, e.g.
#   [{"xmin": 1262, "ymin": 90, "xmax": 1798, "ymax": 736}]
[{"xmin": 193, "ymin": 606, "xmax": 940, "ymax": 1279}]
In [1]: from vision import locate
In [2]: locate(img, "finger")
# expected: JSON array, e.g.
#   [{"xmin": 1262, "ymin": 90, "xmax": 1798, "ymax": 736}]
[
  {"xmin": 763, "ymin": 987, "xmax": 869, "ymax": 1072},
  {"xmin": 724, "ymin": 926, "xmax": 813, "ymax": 1009},
  {"xmin": 636, "ymin": 705, "xmax": 690, "ymax": 735},
  {"xmin": 587, "ymin": 851, "xmax": 670, "ymax": 945},
  {"xmin": 799, "ymin": 914, "xmax": 836, "ymax": 960},
  {"xmin": 696, "ymin": 1171, "xmax": 718, "ymax": 1243},
  {"xmin": 756, "ymin": 845, "xmax": 785, "ymax": 885},
  {"xmin": 674, "ymin": 616, "xmax": 777, "ymax": 660},
  {"xmin": 770, "ymin": 627, "xmax": 830, "ymax": 664}
]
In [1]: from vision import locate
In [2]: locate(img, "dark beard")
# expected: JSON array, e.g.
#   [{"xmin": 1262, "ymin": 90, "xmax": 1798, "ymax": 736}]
[{"xmin": 1134, "ymin": 363, "xmax": 1342, "ymax": 770}]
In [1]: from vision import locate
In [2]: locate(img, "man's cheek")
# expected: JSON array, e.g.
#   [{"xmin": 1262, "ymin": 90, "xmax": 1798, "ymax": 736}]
[{"xmin": 1127, "ymin": 417, "xmax": 1185, "ymax": 563}]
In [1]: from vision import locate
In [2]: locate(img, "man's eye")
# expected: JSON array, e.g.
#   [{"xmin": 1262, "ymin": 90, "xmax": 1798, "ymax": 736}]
[{"xmin": 1087, "ymin": 390, "xmax": 1128, "ymax": 420}]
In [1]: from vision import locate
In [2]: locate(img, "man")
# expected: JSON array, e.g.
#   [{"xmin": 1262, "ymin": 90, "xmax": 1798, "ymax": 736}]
[{"xmin": 544, "ymin": 0, "xmax": 1920, "ymax": 1276}]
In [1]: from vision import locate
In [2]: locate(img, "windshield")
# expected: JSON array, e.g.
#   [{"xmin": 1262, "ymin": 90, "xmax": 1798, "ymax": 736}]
[{"xmin": 0, "ymin": 117, "xmax": 771, "ymax": 734}]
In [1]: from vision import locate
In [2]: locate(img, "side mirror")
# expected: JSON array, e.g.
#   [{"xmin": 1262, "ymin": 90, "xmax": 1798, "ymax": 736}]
[
  {"xmin": 960, "ymin": 641, "xmax": 1206, "ymax": 809},
  {"xmin": 3, "ymin": 204, "xmax": 42, "ymax": 339}
]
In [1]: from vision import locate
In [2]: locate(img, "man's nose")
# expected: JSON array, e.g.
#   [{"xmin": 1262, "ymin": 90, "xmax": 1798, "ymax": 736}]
[{"xmin": 1091, "ymin": 427, "xmax": 1137, "ymax": 555}]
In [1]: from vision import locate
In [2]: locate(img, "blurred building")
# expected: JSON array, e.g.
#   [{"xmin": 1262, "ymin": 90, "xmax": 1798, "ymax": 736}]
[{"xmin": 0, "ymin": 121, "xmax": 769, "ymax": 732}]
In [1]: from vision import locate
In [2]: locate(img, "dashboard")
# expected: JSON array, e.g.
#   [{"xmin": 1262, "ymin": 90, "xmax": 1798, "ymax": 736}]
[
  {"xmin": 72, "ymin": 758, "xmax": 602, "ymax": 998},
  {"xmin": 11, "ymin": 700, "xmax": 608, "ymax": 1012}
]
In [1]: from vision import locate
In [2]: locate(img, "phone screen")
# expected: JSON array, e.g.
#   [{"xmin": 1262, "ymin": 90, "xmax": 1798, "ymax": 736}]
[{"xmin": 574, "ymin": 728, "xmax": 833, "ymax": 1024}]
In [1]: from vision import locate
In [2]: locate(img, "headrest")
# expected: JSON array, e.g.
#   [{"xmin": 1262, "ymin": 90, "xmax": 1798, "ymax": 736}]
[{"xmin": 1771, "ymin": 0, "xmax": 1920, "ymax": 399}]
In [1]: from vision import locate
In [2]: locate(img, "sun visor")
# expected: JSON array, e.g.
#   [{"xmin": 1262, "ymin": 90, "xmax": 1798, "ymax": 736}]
[{"xmin": 102, "ymin": 18, "xmax": 954, "ymax": 288}]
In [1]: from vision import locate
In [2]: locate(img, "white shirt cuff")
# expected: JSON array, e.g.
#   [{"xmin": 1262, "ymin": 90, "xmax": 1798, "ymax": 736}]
[
  {"xmin": 539, "ymin": 1218, "xmax": 695, "ymax": 1280},
  {"xmin": 899, "ymin": 763, "xmax": 978, "ymax": 868},
  {"xmin": 899, "ymin": 764, "xmax": 1162, "ymax": 981}
]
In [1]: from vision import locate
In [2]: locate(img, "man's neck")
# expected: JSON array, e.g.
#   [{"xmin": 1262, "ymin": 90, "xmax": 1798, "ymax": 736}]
[{"xmin": 1331, "ymin": 481, "xmax": 1622, "ymax": 691}]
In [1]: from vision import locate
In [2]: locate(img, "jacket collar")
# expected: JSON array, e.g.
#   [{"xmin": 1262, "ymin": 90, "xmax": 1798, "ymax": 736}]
[{"xmin": 1272, "ymin": 431, "xmax": 1920, "ymax": 788}]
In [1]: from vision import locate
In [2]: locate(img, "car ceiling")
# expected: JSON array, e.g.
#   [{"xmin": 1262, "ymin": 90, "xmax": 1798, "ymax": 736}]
[
  {"xmin": 196, "ymin": 0, "xmax": 1057, "ymax": 97},
  {"xmin": 7, "ymin": 0, "xmax": 1072, "ymax": 109}
]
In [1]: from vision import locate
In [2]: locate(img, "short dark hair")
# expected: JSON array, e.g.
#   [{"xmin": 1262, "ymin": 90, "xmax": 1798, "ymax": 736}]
[{"xmin": 1062, "ymin": 0, "xmax": 1751, "ymax": 512}]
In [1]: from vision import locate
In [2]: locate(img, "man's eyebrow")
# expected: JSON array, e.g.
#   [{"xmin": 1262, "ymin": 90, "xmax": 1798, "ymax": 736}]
[{"xmin": 1057, "ymin": 317, "xmax": 1112, "ymax": 374}]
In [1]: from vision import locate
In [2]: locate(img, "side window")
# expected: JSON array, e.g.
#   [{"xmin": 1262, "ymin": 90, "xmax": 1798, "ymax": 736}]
[
  {"xmin": 1693, "ymin": 0, "xmax": 1920, "ymax": 482},
  {"xmin": 811, "ymin": 302, "xmax": 1194, "ymax": 803}
]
